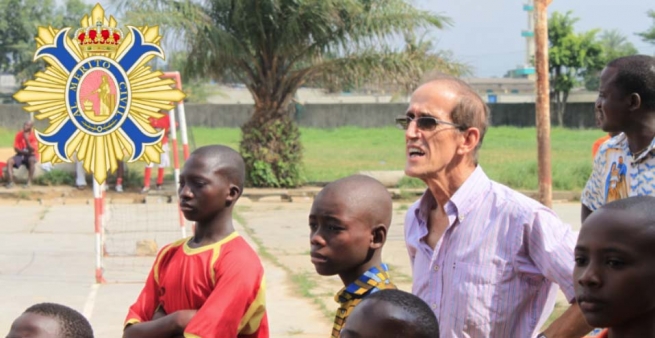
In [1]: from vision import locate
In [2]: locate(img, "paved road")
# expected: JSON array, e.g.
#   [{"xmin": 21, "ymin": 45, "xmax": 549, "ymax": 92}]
[{"xmin": 0, "ymin": 200, "xmax": 583, "ymax": 337}]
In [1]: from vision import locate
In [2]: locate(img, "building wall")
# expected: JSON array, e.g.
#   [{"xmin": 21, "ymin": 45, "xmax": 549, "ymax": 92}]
[{"xmin": 0, "ymin": 102, "xmax": 598, "ymax": 132}]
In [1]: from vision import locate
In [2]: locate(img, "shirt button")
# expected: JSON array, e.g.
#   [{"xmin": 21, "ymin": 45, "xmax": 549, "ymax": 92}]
[
  {"xmin": 434, "ymin": 265, "xmax": 440, "ymax": 271},
  {"xmin": 459, "ymin": 215, "xmax": 465, "ymax": 221},
  {"xmin": 431, "ymin": 303, "xmax": 437, "ymax": 309}
]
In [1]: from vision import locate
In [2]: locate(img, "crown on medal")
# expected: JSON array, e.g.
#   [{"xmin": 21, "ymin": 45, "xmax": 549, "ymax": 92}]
[{"xmin": 74, "ymin": 20, "xmax": 123, "ymax": 53}]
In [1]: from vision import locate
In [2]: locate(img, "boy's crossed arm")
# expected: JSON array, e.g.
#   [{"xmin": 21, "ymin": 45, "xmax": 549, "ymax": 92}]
[
  {"xmin": 123, "ymin": 308, "xmax": 196, "ymax": 338},
  {"xmin": 123, "ymin": 247, "xmax": 267, "ymax": 338},
  {"xmin": 122, "ymin": 267, "xmax": 196, "ymax": 338}
]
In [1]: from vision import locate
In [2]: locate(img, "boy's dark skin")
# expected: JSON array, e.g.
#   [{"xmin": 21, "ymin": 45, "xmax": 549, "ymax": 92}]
[
  {"xmin": 309, "ymin": 175, "xmax": 392, "ymax": 286},
  {"xmin": 123, "ymin": 145, "xmax": 245, "ymax": 338},
  {"xmin": 7, "ymin": 312, "xmax": 60, "ymax": 338},
  {"xmin": 582, "ymin": 58, "xmax": 655, "ymax": 222},
  {"xmin": 574, "ymin": 196, "xmax": 655, "ymax": 337},
  {"xmin": 341, "ymin": 299, "xmax": 420, "ymax": 338}
]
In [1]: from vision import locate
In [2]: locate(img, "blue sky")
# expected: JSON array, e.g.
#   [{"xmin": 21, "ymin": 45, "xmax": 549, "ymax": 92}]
[
  {"xmin": 78, "ymin": 0, "xmax": 655, "ymax": 78},
  {"xmin": 416, "ymin": 0, "xmax": 655, "ymax": 77}
]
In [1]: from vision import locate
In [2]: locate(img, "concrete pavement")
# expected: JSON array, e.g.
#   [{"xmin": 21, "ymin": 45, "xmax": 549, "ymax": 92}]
[{"xmin": 0, "ymin": 199, "xmax": 583, "ymax": 337}]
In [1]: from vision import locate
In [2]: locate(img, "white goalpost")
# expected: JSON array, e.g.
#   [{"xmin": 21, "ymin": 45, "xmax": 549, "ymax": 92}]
[{"xmin": 94, "ymin": 71, "xmax": 193, "ymax": 284}]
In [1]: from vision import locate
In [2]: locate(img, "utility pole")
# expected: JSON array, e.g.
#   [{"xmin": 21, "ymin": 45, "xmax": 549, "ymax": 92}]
[{"xmin": 534, "ymin": 0, "xmax": 552, "ymax": 208}]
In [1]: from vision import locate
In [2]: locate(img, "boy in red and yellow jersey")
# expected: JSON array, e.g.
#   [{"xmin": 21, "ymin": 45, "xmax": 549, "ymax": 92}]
[{"xmin": 123, "ymin": 145, "xmax": 268, "ymax": 338}]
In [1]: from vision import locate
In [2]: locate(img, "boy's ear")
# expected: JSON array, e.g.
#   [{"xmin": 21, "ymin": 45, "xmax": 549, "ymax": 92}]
[
  {"xmin": 629, "ymin": 93, "xmax": 642, "ymax": 111},
  {"xmin": 225, "ymin": 184, "xmax": 241, "ymax": 207},
  {"xmin": 370, "ymin": 224, "xmax": 387, "ymax": 250}
]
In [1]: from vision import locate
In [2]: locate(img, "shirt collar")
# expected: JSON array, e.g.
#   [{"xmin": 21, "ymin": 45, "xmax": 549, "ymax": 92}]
[
  {"xmin": 608, "ymin": 133, "xmax": 655, "ymax": 163},
  {"xmin": 414, "ymin": 166, "xmax": 491, "ymax": 223},
  {"xmin": 334, "ymin": 263, "xmax": 393, "ymax": 304}
]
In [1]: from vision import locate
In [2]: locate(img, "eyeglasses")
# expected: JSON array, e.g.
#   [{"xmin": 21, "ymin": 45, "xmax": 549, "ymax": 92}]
[{"xmin": 395, "ymin": 115, "xmax": 465, "ymax": 131}]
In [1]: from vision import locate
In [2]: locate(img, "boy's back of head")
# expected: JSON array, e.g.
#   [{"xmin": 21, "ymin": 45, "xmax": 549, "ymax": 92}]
[
  {"xmin": 340, "ymin": 289, "xmax": 439, "ymax": 338},
  {"xmin": 574, "ymin": 195, "xmax": 655, "ymax": 333},
  {"xmin": 7, "ymin": 302, "xmax": 94, "ymax": 338},
  {"xmin": 606, "ymin": 55, "xmax": 655, "ymax": 111}
]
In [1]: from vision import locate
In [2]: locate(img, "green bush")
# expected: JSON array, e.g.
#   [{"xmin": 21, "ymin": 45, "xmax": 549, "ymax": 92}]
[
  {"xmin": 35, "ymin": 170, "xmax": 75, "ymax": 186},
  {"xmin": 240, "ymin": 115, "xmax": 304, "ymax": 188}
]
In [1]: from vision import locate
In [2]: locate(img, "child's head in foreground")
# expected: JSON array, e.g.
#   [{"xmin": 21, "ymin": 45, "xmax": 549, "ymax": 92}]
[
  {"xmin": 178, "ymin": 145, "xmax": 245, "ymax": 223},
  {"xmin": 6, "ymin": 302, "xmax": 94, "ymax": 338},
  {"xmin": 340, "ymin": 289, "xmax": 439, "ymax": 338},
  {"xmin": 574, "ymin": 195, "xmax": 655, "ymax": 333},
  {"xmin": 309, "ymin": 174, "xmax": 392, "ymax": 283}
]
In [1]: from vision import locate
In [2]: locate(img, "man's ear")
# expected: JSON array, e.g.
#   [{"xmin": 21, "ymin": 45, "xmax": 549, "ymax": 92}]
[
  {"xmin": 457, "ymin": 127, "xmax": 481, "ymax": 157},
  {"xmin": 370, "ymin": 224, "xmax": 387, "ymax": 250},
  {"xmin": 628, "ymin": 93, "xmax": 642, "ymax": 112},
  {"xmin": 225, "ymin": 184, "xmax": 241, "ymax": 207}
]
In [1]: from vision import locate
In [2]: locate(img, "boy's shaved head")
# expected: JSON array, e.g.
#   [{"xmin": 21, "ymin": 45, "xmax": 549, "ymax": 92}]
[
  {"xmin": 191, "ymin": 145, "xmax": 245, "ymax": 194},
  {"xmin": 341, "ymin": 289, "xmax": 440, "ymax": 338},
  {"xmin": 318, "ymin": 174, "xmax": 393, "ymax": 228},
  {"xmin": 309, "ymin": 175, "xmax": 393, "ymax": 282},
  {"xmin": 7, "ymin": 302, "xmax": 94, "ymax": 338}
]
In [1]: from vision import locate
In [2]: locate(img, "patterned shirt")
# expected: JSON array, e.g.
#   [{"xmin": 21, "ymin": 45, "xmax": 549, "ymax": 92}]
[
  {"xmin": 331, "ymin": 264, "xmax": 396, "ymax": 338},
  {"xmin": 582, "ymin": 133, "xmax": 655, "ymax": 211},
  {"xmin": 405, "ymin": 166, "xmax": 577, "ymax": 338},
  {"xmin": 125, "ymin": 232, "xmax": 269, "ymax": 338}
]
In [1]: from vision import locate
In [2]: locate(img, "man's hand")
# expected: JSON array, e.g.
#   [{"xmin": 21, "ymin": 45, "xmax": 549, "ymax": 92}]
[{"xmin": 23, "ymin": 132, "xmax": 33, "ymax": 154}]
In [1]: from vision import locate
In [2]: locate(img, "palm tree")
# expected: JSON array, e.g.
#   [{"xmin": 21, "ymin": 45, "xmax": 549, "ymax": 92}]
[
  {"xmin": 117, "ymin": 0, "xmax": 465, "ymax": 187},
  {"xmin": 637, "ymin": 10, "xmax": 655, "ymax": 46}
]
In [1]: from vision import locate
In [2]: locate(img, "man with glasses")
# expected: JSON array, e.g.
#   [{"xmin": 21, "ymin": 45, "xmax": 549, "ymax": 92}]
[{"xmin": 398, "ymin": 76, "xmax": 593, "ymax": 337}]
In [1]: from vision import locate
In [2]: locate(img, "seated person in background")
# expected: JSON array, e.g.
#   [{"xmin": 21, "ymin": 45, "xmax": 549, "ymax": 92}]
[
  {"xmin": 6, "ymin": 302, "xmax": 94, "ymax": 338},
  {"xmin": 575, "ymin": 195, "xmax": 655, "ymax": 338},
  {"xmin": 5, "ymin": 120, "xmax": 38, "ymax": 188},
  {"xmin": 309, "ymin": 174, "xmax": 397, "ymax": 338},
  {"xmin": 340, "ymin": 289, "xmax": 440, "ymax": 338}
]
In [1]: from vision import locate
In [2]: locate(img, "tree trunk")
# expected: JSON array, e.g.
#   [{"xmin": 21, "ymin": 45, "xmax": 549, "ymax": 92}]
[
  {"xmin": 556, "ymin": 91, "xmax": 563, "ymax": 127},
  {"xmin": 239, "ymin": 105, "xmax": 303, "ymax": 188},
  {"xmin": 560, "ymin": 90, "xmax": 569, "ymax": 127}
]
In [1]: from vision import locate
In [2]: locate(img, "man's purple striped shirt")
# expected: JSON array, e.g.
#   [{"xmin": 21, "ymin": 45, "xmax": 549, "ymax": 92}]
[{"xmin": 404, "ymin": 166, "xmax": 577, "ymax": 338}]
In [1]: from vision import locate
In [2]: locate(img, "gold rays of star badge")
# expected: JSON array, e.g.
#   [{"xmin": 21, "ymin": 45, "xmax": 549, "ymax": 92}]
[{"xmin": 13, "ymin": 3, "xmax": 185, "ymax": 185}]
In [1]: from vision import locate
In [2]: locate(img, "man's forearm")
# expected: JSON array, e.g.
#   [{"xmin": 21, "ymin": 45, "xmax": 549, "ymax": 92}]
[
  {"xmin": 123, "ymin": 313, "xmax": 182, "ymax": 338},
  {"xmin": 541, "ymin": 302, "xmax": 593, "ymax": 338}
]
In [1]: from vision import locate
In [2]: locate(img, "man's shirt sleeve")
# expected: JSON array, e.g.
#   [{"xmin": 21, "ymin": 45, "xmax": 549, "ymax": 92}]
[
  {"xmin": 517, "ymin": 208, "xmax": 577, "ymax": 302},
  {"xmin": 581, "ymin": 146, "xmax": 606, "ymax": 211}
]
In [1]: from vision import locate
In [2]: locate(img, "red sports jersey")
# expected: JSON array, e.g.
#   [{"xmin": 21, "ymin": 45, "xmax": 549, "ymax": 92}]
[
  {"xmin": 14, "ymin": 130, "xmax": 38, "ymax": 160},
  {"xmin": 149, "ymin": 115, "xmax": 175, "ymax": 145},
  {"xmin": 125, "ymin": 232, "xmax": 268, "ymax": 338}
]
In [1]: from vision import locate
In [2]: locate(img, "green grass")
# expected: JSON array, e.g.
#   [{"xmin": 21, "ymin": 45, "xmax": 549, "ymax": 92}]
[
  {"xmin": 1, "ymin": 126, "xmax": 606, "ymax": 190},
  {"xmin": 183, "ymin": 125, "xmax": 603, "ymax": 190},
  {"xmin": 0, "ymin": 127, "xmax": 15, "ymax": 145}
]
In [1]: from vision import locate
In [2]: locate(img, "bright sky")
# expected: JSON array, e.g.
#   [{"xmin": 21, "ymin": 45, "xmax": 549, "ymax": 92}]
[
  {"xmin": 78, "ymin": 0, "xmax": 655, "ymax": 79},
  {"xmin": 415, "ymin": 0, "xmax": 655, "ymax": 78}
]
